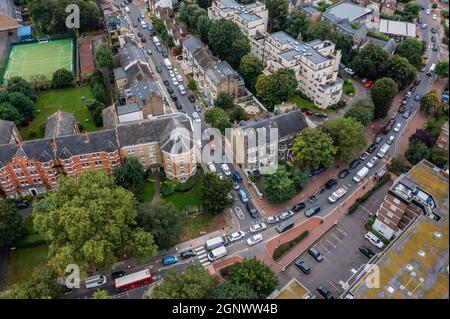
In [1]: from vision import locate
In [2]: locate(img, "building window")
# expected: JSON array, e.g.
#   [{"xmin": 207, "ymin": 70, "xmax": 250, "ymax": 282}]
[
  {"xmin": 82, "ymin": 163, "xmax": 90, "ymax": 168},
  {"xmin": 127, "ymin": 150, "xmax": 135, "ymax": 155},
  {"xmin": 80, "ymin": 155, "xmax": 87, "ymax": 160},
  {"xmin": 95, "ymin": 161, "xmax": 102, "ymax": 166}
]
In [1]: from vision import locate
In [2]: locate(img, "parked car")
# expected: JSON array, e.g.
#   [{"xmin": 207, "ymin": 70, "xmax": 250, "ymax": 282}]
[
  {"xmin": 304, "ymin": 205, "xmax": 320, "ymax": 217},
  {"xmin": 432, "ymin": 14, "xmax": 438, "ymax": 20},
  {"xmin": 359, "ymin": 152, "xmax": 369, "ymax": 161},
  {"xmin": 188, "ymin": 95, "xmax": 195, "ymax": 103},
  {"xmin": 247, "ymin": 234, "xmax": 263, "ymax": 246},
  {"xmin": 232, "ymin": 172, "xmax": 243, "ymax": 183},
  {"xmin": 266, "ymin": 216, "xmax": 279, "ymax": 224},
  {"xmin": 387, "ymin": 135, "xmax": 395, "ymax": 145},
  {"xmin": 367, "ymin": 144, "xmax": 377, "ymax": 153},
  {"xmin": 238, "ymin": 189, "xmax": 249, "ymax": 203},
  {"xmin": 170, "ymin": 94, "xmax": 178, "ymax": 102},
  {"xmin": 156, "ymin": 65, "xmax": 163, "ymax": 73},
  {"xmin": 344, "ymin": 67, "xmax": 355, "ymax": 75},
  {"xmin": 308, "ymin": 247, "xmax": 324, "ymax": 262},
  {"xmin": 180, "ymin": 250, "xmax": 197, "ymax": 259},
  {"xmin": 349, "ymin": 159, "xmax": 361, "ymax": 169},
  {"xmin": 366, "ymin": 156, "xmax": 379, "ymax": 169},
  {"xmin": 363, "ymin": 80, "xmax": 374, "ymax": 89},
  {"xmin": 398, "ymin": 105, "xmax": 406, "ymax": 113},
  {"xmin": 279, "ymin": 210, "xmax": 295, "ymax": 220},
  {"xmin": 308, "ymin": 167, "xmax": 325, "ymax": 177},
  {"xmin": 359, "ymin": 245, "xmax": 375, "ymax": 259},
  {"xmin": 292, "ymin": 202, "xmax": 306, "ymax": 212},
  {"xmin": 175, "ymin": 101, "xmax": 182, "ymax": 110},
  {"xmin": 193, "ymin": 104, "xmax": 201, "ymax": 112},
  {"xmin": 305, "ymin": 110, "xmax": 314, "ymax": 116},
  {"xmin": 374, "ymin": 135, "xmax": 383, "ymax": 144},
  {"xmin": 393, "ymin": 123, "xmax": 402, "ymax": 132},
  {"xmin": 176, "ymin": 74, "xmax": 183, "ymax": 82},
  {"xmin": 414, "ymin": 78, "xmax": 421, "ymax": 86},
  {"xmin": 220, "ymin": 163, "xmax": 231, "ymax": 176},
  {"xmin": 15, "ymin": 202, "xmax": 29, "ymax": 209},
  {"xmin": 314, "ymin": 112, "xmax": 327, "ymax": 118},
  {"xmin": 365, "ymin": 232, "xmax": 384, "ymax": 249},
  {"xmin": 162, "ymin": 255, "xmax": 179, "ymax": 266},
  {"xmin": 317, "ymin": 286, "xmax": 334, "ymax": 299},
  {"xmin": 294, "ymin": 260, "xmax": 311, "ymax": 274},
  {"xmin": 249, "ymin": 223, "xmax": 267, "ymax": 233},
  {"xmin": 414, "ymin": 93, "xmax": 421, "ymax": 101},
  {"xmin": 228, "ymin": 231, "xmax": 246, "ymax": 242},
  {"xmin": 167, "ymin": 87, "xmax": 173, "ymax": 94},
  {"xmin": 431, "ymin": 36, "xmax": 436, "ymax": 42},
  {"xmin": 403, "ymin": 110, "xmax": 411, "ymax": 118},
  {"xmin": 325, "ymin": 179, "xmax": 338, "ymax": 189},
  {"xmin": 421, "ymin": 23, "xmax": 427, "ymax": 29},
  {"xmin": 162, "ymin": 51, "xmax": 168, "ymax": 58},
  {"xmin": 163, "ymin": 80, "xmax": 170, "ymax": 86},
  {"xmin": 338, "ymin": 169, "xmax": 349, "ymax": 178},
  {"xmin": 432, "ymin": 43, "xmax": 438, "ymax": 51},
  {"xmin": 246, "ymin": 202, "xmax": 259, "ymax": 218},
  {"xmin": 431, "ymin": 27, "xmax": 437, "ymax": 33},
  {"xmin": 307, "ymin": 195, "xmax": 318, "ymax": 203}
]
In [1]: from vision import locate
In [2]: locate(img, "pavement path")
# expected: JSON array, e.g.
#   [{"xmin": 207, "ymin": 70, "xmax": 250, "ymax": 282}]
[{"xmin": 151, "ymin": 174, "xmax": 160, "ymax": 204}]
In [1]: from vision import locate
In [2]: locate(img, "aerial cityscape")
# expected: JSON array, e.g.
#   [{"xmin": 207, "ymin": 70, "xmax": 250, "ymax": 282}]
[{"xmin": 0, "ymin": 0, "xmax": 448, "ymax": 304}]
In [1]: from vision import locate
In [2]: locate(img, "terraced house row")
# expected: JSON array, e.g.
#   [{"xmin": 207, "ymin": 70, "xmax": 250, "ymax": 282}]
[{"xmin": 0, "ymin": 112, "xmax": 195, "ymax": 198}]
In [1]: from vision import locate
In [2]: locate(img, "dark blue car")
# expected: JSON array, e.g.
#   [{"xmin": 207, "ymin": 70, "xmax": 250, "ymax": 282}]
[
  {"xmin": 308, "ymin": 167, "xmax": 325, "ymax": 177},
  {"xmin": 233, "ymin": 172, "xmax": 243, "ymax": 183}
]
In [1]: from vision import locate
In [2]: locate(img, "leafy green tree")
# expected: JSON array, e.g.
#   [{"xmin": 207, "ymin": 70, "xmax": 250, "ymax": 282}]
[
  {"xmin": 90, "ymin": 290, "xmax": 111, "ymax": 299},
  {"xmin": 435, "ymin": 61, "xmax": 449, "ymax": 78},
  {"xmin": 332, "ymin": 32, "xmax": 357, "ymax": 65},
  {"xmin": 180, "ymin": 4, "xmax": 207, "ymax": 31},
  {"xmin": 350, "ymin": 43, "xmax": 389, "ymax": 79},
  {"xmin": 227, "ymin": 258, "xmax": 278, "ymax": 298},
  {"xmin": 229, "ymin": 105, "xmax": 248, "ymax": 122},
  {"xmin": 266, "ymin": 0, "xmax": 289, "ymax": 32},
  {"xmin": 344, "ymin": 99, "xmax": 374, "ymax": 126},
  {"xmin": 6, "ymin": 76, "xmax": 32, "ymax": 98},
  {"xmin": 29, "ymin": 0, "xmax": 55, "ymax": 35},
  {"xmin": 264, "ymin": 165, "xmax": 297, "ymax": 202},
  {"xmin": 210, "ymin": 282, "xmax": 258, "ymax": 299},
  {"xmin": 214, "ymin": 92, "xmax": 234, "ymax": 109},
  {"xmin": 405, "ymin": 140, "xmax": 430, "ymax": 165},
  {"xmin": 402, "ymin": 2, "xmax": 421, "ymax": 21},
  {"xmin": 196, "ymin": 15, "xmax": 212, "ymax": 43},
  {"xmin": 208, "ymin": 19, "xmax": 250, "ymax": 68},
  {"xmin": 197, "ymin": 0, "xmax": 213, "ymax": 9},
  {"xmin": 1, "ymin": 269, "xmax": 64, "ymax": 299},
  {"xmin": 204, "ymin": 108, "xmax": 231, "ymax": 133},
  {"xmin": 239, "ymin": 54, "xmax": 264, "ymax": 92},
  {"xmin": 385, "ymin": 55, "xmax": 416, "ymax": 90},
  {"xmin": 152, "ymin": 264, "xmax": 218, "ymax": 299},
  {"xmin": 285, "ymin": 11, "xmax": 311, "ymax": 40},
  {"xmin": 52, "ymin": 68, "xmax": 74, "ymax": 89},
  {"xmin": 187, "ymin": 79, "xmax": 197, "ymax": 92},
  {"xmin": 370, "ymin": 77, "xmax": 398, "ymax": 119},
  {"xmin": 95, "ymin": 45, "xmax": 113, "ymax": 70},
  {"xmin": 321, "ymin": 117, "xmax": 368, "ymax": 162},
  {"xmin": 29, "ymin": 74, "xmax": 51, "ymax": 92},
  {"xmin": 430, "ymin": 146, "xmax": 449, "ymax": 168},
  {"xmin": 0, "ymin": 200, "xmax": 25, "ymax": 248},
  {"xmin": 7, "ymin": 92, "xmax": 35, "ymax": 123},
  {"xmin": 395, "ymin": 38, "xmax": 427, "ymax": 69},
  {"xmin": 0, "ymin": 102, "xmax": 23, "ymax": 125},
  {"xmin": 201, "ymin": 172, "xmax": 233, "ymax": 214},
  {"xmin": 389, "ymin": 156, "xmax": 408, "ymax": 174},
  {"xmin": 420, "ymin": 90, "xmax": 440, "ymax": 114},
  {"xmin": 92, "ymin": 102, "xmax": 105, "ymax": 127},
  {"xmin": 292, "ymin": 128, "xmax": 337, "ymax": 171},
  {"xmin": 305, "ymin": 20, "xmax": 334, "ymax": 42},
  {"xmin": 137, "ymin": 202, "xmax": 181, "ymax": 250},
  {"xmin": 33, "ymin": 170, "xmax": 157, "ymax": 274},
  {"xmin": 113, "ymin": 157, "xmax": 146, "ymax": 192},
  {"xmin": 409, "ymin": 129, "xmax": 437, "ymax": 148},
  {"xmin": 255, "ymin": 68, "xmax": 297, "ymax": 111}
]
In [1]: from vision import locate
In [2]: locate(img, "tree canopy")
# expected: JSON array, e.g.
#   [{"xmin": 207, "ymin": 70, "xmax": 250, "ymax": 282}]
[
  {"xmin": 214, "ymin": 92, "xmax": 234, "ymax": 110},
  {"xmin": 204, "ymin": 108, "xmax": 231, "ymax": 134},
  {"xmin": 210, "ymin": 282, "xmax": 258, "ymax": 299},
  {"xmin": 0, "ymin": 200, "xmax": 25, "ymax": 248},
  {"xmin": 395, "ymin": 38, "xmax": 427, "ymax": 69},
  {"xmin": 33, "ymin": 170, "xmax": 157, "ymax": 274},
  {"xmin": 255, "ymin": 68, "xmax": 297, "ymax": 111},
  {"xmin": 385, "ymin": 55, "xmax": 416, "ymax": 90},
  {"xmin": 370, "ymin": 77, "xmax": 398, "ymax": 119},
  {"xmin": 264, "ymin": 165, "xmax": 307, "ymax": 202},
  {"xmin": 52, "ymin": 68, "xmax": 74, "ymax": 89},
  {"xmin": 351, "ymin": 43, "xmax": 389, "ymax": 79},
  {"xmin": 201, "ymin": 172, "xmax": 234, "ymax": 214},
  {"xmin": 95, "ymin": 45, "xmax": 114, "ymax": 70},
  {"xmin": 113, "ymin": 157, "xmax": 146, "ymax": 192},
  {"xmin": 420, "ymin": 90, "xmax": 440, "ymax": 114},
  {"xmin": 344, "ymin": 99, "xmax": 374, "ymax": 126},
  {"xmin": 435, "ymin": 61, "xmax": 449, "ymax": 78},
  {"xmin": 266, "ymin": 0, "xmax": 289, "ymax": 32},
  {"xmin": 6, "ymin": 76, "xmax": 32, "ymax": 98},
  {"xmin": 405, "ymin": 140, "xmax": 431, "ymax": 165},
  {"xmin": 239, "ymin": 54, "xmax": 264, "ymax": 93}
]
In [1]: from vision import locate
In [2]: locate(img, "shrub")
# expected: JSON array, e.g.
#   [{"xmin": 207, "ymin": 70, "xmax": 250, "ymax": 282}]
[
  {"xmin": 371, "ymin": 229, "xmax": 390, "ymax": 245},
  {"xmin": 174, "ymin": 174, "xmax": 198, "ymax": 192},
  {"xmin": 272, "ymin": 231, "xmax": 309, "ymax": 261},
  {"xmin": 14, "ymin": 233, "xmax": 47, "ymax": 248},
  {"xmin": 161, "ymin": 180, "xmax": 176, "ymax": 196}
]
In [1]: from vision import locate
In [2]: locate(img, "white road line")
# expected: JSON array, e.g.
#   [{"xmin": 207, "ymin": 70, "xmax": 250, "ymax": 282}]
[
  {"xmin": 335, "ymin": 226, "xmax": 348, "ymax": 237},
  {"xmin": 330, "ymin": 233, "xmax": 342, "ymax": 243},
  {"xmin": 319, "ymin": 243, "xmax": 331, "ymax": 253},
  {"xmin": 197, "ymin": 253, "xmax": 207, "ymax": 259},
  {"xmin": 198, "ymin": 257, "xmax": 209, "ymax": 263},
  {"xmin": 326, "ymin": 239, "xmax": 336, "ymax": 248},
  {"xmin": 193, "ymin": 246, "xmax": 205, "ymax": 252}
]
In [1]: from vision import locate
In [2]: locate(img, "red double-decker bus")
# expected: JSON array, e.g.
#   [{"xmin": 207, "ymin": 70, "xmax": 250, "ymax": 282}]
[{"xmin": 114, "ymin": 268, "xmax": 152, "ymax": 293}]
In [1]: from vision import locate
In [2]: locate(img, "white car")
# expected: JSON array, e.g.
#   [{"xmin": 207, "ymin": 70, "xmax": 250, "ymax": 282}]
[
  {"xmin": 279, "ymin": 210, "xmax": 294, "ymax": 220},
  {"xmin": 173, "ymin": 68, "xmax": 180, "ymax": 75},
  {"xmin": 207, "ymin": 162, "xmax": 216, "ymax": 173},
  {"xmin": 247, "ymin": 234, "xmax": 263, "ymax": 246},
  {"xmin": 221, "ymin": 163, "xmax": 231, "ymax": 176},
  {"xmin": 365, "ymin": 232, "xmax": 384, "ymax": 249},
  {"xmin": 266, "ymin": 216, "xmax": 279, "ymax": 224},
  {"xmin": 228, "ymin": 231, "xmax": 246, "ymax": 242},
  {"xmin": 344, "ymin": 67, "xmax": 355, "ymax": 75},
  {"xmin": 192, "ymin": 111, "xmax": 201, "ymax": 123},
  {"xmin": 426, "ymin": 9, "xmax": 431, "ymax": 14},
  {"xmin": 171, "ymin": 77, "xmax": 178, "ymax": 86},
  {"xmin": 124, "ymin": 6, "xmax": 130, "ymax": 13},
  {"xmin": 178, "ymin": 84, "xmax": 186, "ymax": 95},
  {"xmin": 168, "ymin": 70, "xmax": 175, "ymax": 78},
  {"xmin": 393, "ymin": 123, "xmax": 402, "ymax": 132},
  {"xmin": 176, "ymin": 74, "xmax": 183, "ymax": 82},
  {"xmin": 366, "ymin": 156, "xmax": 379, "ymax": 169},
  {"xmin": 249, "ymin": 223, "xmax": 267, "ymax": 233},
  {"xmin": 432, "ymin": 14, "xmax": 438, "ymax": 20}
]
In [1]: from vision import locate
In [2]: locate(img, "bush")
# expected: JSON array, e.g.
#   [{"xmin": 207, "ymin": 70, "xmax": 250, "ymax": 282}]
[
  {"xmin": 52, "ymin": 68, "xmax": 75, "ymax": 88},
  {"xmin": 432, "ymin": 3, "xmax": 437, "ymax": 9},
  {"xmin": 14, "ymin": 233, "xmax": 47, "ymax": 248},
  {"xmin": 371, "ymin": 229, "xmax": 390, "ymax": 245},
  {"xmin": 272, "ymin": 231, "xmax": 309, "ymax": 261},
  {"xmin": 174, "ymin": 174, "xmax": 199, "ymax": 192},
  {"xmin": 161, "ymin": 180, "xmax": 176, "ymax": 196}
]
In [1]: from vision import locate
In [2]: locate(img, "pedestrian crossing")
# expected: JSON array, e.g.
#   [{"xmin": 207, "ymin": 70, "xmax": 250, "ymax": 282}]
[{"xmin": 193, "ymin": 246, "xmax": 211, "ymax": 267}]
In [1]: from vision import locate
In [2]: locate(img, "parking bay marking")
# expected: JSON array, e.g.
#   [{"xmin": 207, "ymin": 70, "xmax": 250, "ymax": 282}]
[
  {"xmin": 330, "ymin": 233, "xmax": 343, "ymax": 243},
  {"xmin": 234, "ymin": 207, "xmax": 245, "ymax": 220}
]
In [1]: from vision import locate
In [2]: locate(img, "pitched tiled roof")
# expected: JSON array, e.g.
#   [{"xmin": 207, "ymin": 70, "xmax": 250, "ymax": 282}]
[
  {"xmin": 0, "ymin": 119, "xmax": 16, "ymax": 144},
  {"xmin": 44, "ymin": 111, "xmax": 78, "ymax": 138},
  {"xmin": 102, "ymin": 106, "xmax": 118, "ymax": 130}
]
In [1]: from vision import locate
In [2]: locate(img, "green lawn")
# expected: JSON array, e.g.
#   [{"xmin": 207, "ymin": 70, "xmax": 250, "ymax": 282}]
[
  {"xmin": 20, "ymin": 86, "xmax": 99, "ymax": 140},
  {"xmin": 5, "ymin": 245, "xmax": 49, "ymax": 289},
  {"xmin": 343, "ymin": 80, "xmax": 356, "ymax": 96},
  {"xmin": 136, "ymin": 182, "xmax": 156, "ymax": 203},
  {"xmin": 288, "ymin": 94, "xmax": 333, "ymax": 113},
  {"xmin": 179, "ymin": 213, "xmax": 216, "ymax": 242},
  {"xmin": 162, "ymin": 181, "xmax": 202, "ymax": 211},
  {"xmin": 426, "ymin": 114, "xmax": 448, "ymax": 136}
]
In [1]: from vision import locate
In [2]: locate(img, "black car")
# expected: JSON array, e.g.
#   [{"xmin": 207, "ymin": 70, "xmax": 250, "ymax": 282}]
[
  {"xmin": 246, "ymin": 202, "xmax": 259, "ymax": 218},
  {"xmin": 314, "ymin": 112, "xmax": 327, "ymax": 118},
  {"xmin": 294, "ymin": 260, "xmax": 311, "ymax": 274},
  {"xmin": 398, "ymin": 105, "xmax": 406, "ymax": 113},
  {"xmin": 162, "ymin": 51, "xmax": 168, "ymax": 58},
  {"xmin": 133, "ymin": 22, "xmax": 138, "ymax": 28},
  {"xmin": 176, "ymin": 55, "xmax": 183, "ymax": 60},
  {"xmin": 163, "ymin": 80, "xmax": 170, "ymax": 86},
  {"xmin": 156, "ymin": 45, "xmax": 163, "ymax": 53},
  {"xmin": 175, "ymin": 101, "xmax": 182, "ymax": 110},
  {"xmin": 317, "ymin": 286, "xmax": 334, "ymax": 299},
  {"xmin": 431, "ymin": 27, "xmax": 437, "ymax": 33},
  {"xmin": 167, "ymin": 87, "xmax": 174, "ymax": 94},
  {"xmin": 383, "ymin": 124, "xmax": 393, "ymax": 134},
  {"xmin": 408, "ymin": 85, "xmax": 416, "ymax": 92},
  {"xmin": 349, "ymin": 159, "xmax": 360, "ymax": 169},
  {"xmin": 432, "ymin": 43, "xmax": 438, "ymax": 51},
  {"xmin": 292, "ymin": 202, "xmax": 306, "ymax": 212},
  {"xmin": 325, "ymin": 179, "xmax": 338, "ymax": 189},
  {"xmin": 137, "ymin": 31, "xmax": 143, "ymax": 37},
  {"xmin": 414, "ymin": 78, "xmax": 421, "ymax": 86},
  {"xmin": 188, "ymin": 95, "xmax": 195, "ymax": 103},
  {"xmin": 111, "ymin": 270, "xmax": 126, "ymax": 280},
  {"xmin": 367, "ymin": 144, "xmax": 377, "ymax": 153},
  {"xmin": 140, "ymin": 35, "xmax": 146, "ymax": 43},
  {"xmin": 180, "ymin": 249, "xmax": 197, "ymax": 259},
  {"xmin": 15, "ymin": 202, "xmax": 30, "ymax": 209},
  {"xmin": 339, "ymin": 169, "xmax": 349, "ymax": 178},
  {"xmin": 359, "ymin": 246, "xmax": 375, "ymax": 259},
  {"xmin": 156, "ymin": 65, "xmax": 163, "ymax": 73},
  {"xmin": 170, "ymin": 94, "xmax": 178, "ymax": 102},
  {"xmin": 388, "ymin": 118, "xmax": 396, "ymax": 126},
  {"xmin": 307, "ymin": 195, "xmax": 318, "ymax": 203}
]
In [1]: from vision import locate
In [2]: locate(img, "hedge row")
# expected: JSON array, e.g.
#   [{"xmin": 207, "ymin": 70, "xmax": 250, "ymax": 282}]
[
  {"xmin": 348, "ymin": 174, "xmax": 391, "ymax": 214},
  {"xmin": 14, "ymin": 233, "xmax": 47, "ymax": 248},
  {"xmin": 272, "ymin": 231, "xmax": 309, "ymax": 261}
]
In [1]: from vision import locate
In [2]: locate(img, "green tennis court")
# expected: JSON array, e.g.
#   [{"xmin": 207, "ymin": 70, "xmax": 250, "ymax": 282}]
[{"xmin": 3, "ymin": 38, "xmax": 74, "ymax": 82}]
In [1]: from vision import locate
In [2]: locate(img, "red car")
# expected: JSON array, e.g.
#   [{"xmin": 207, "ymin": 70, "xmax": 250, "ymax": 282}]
[
  {"xmin": 305, "ymin": 110, "xmax": 314, "ymax": 116},
  {"xmin": 209, "ymin": 140, "xmax": 216, "ymax": 152},
  {"xmin": 363, "ymin": 80, "xmax": 374, "ymax": 89}
]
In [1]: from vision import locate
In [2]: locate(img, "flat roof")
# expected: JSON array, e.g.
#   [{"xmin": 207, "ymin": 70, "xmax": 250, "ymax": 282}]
[
  {"xmin": 379, "ymin": 19, "xmax": 416, "ymax": 37},
  {"xmin": 273, "ymin": 278, "xmax": 310, "ymax": 299},
  {"xmin": 325, "ymin": 2, "xmax": 372, "ymax": 22},
  {"xmin": 117, "ymin": 103, "xmax": 141, "ymax": 115}
]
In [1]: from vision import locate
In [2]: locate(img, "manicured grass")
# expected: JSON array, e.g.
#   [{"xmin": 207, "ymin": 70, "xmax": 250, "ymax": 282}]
[
  {"xmin": 5, "ymin": 245, "xmax": 49, "ymax": 289},
  {"xmin": 367, "ymin": 30, "xmax": 390, "ymax": 41},
  {"xmin": 20, "ymin": 86, "xmax": 99, "ymax": 140},
  {"xmin": 288, "ymin": 95, "xmax": 315, "ymax": 109},
  {"xmin": 179, "ymin": 213, "xmax": 216, "ymax": 242},
  {"xmin": 136, "ymin": 182, "xmax": 156, "ymax": 203},
  {"xmin": 426, "ymin": 114, "xmax": 448, "ymax": 136},
  {"xmin": 343, "ymin": 79, "xmax": 356, "ymax": 96},
  {"xmin": 162, "ymin": 181, "xmax": 202, "ymax": 211}
]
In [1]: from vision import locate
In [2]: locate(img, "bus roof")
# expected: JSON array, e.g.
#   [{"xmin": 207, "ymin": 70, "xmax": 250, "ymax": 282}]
[{"xmin": 114, "ymin": 269, "xmax": 151, "ymax": 288}]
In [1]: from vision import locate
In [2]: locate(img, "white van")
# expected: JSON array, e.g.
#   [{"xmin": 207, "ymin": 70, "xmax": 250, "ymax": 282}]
[
  {"xmin": 152, "ymin": 36, "xmax": 160, "ymax": 46},
  {"xmin": 205, "ymin": 236, "xmax": 227, "ymax": 251},
  {"xmin": 85, "ymin": 275, "xmax": 107, "ymax": 289},
  {"xmin": 207, "ymin": 246, "xmax": 228, "ymax": 261},
  {"xmin": 365, "ymin": 232, "xmax": 384, "ymax": 249},
  {"xmin": 353, "ymin": 167, "xmax": 369, "ymax": 183},
  {"xmin": 377, "ymin": 143, "xmax": 390, "ymax": 158},
  {"xmin": 164, "ymin": 58, "xmax": 173, "ymax": 70}
]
